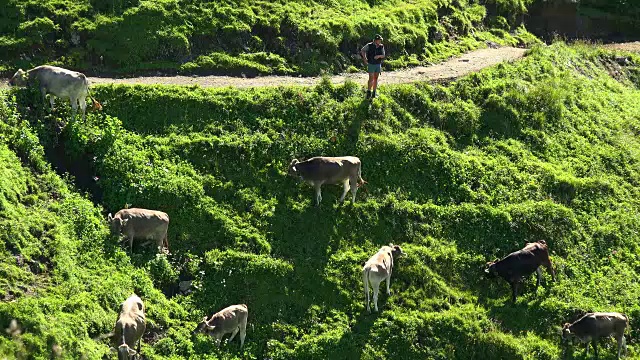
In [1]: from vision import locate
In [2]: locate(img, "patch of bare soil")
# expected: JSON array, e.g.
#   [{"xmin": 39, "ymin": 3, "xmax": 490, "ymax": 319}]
[
  {"xmin": 81, "ymin": 47, "xmax": 527, "ymax": 89},
  {"xmin": 603, "ymin": 42, "xmax": 640, "ymax": 52}
]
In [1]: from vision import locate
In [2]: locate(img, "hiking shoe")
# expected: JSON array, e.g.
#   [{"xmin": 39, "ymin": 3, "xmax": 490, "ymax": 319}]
[
  {"xmin": 366, "ymin": 90, "xmax": 371, "ymax": 99},
  {"xmin": 372, "ymin": 91, "xmax": 377, "ymax": 98}
]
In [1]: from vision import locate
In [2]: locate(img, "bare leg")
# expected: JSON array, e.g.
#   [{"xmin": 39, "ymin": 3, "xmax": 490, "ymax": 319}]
[
  {"xmin": 372, "ymin": 73, "xmax": 380, "ymax": 92},
  {"xmin": 367, "ymin": 73, "xmax": 374, "ymax": 91}
]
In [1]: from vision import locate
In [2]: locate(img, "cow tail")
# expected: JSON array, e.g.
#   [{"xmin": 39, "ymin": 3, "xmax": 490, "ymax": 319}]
[
  {"xmin": 363, "ymin": 267, "xmax": 370, "ymax": 305},
  {"xmin": 357, "ymin": 163, "xmax": 366, "ymax": 187},
  {"xmin": 83, "ymin": 76, "xmax": 102, "ymax": 111}
]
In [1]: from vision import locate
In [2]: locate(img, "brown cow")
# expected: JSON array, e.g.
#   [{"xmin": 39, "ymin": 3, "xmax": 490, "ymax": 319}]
[
  {"xmin": 562, "ymin": 312, "xmax": 628, "ymax": 359},
  {"xmin": 484, "ymin": 240, "xmax": 556, "ymax": 302},
  {"xmin": 108, "ymin": 208, "xmax": 169, "ymax": 253},
  {"xmin": 363, "ymin": 244, "xmax": 405, "ymax": 312},
  {"xmin": 8, "ymin": 65, "xmax": 101, "ymax": 121},
  {"xmin": 111, "ymin": 294, "xmax": 146, "ymax": 360},
  {"xmin": 288, "ymin": 156, "xmax": 365, "ymax": 205},
  {"xmin": 193, "ymin": 304, "xmax": 248, "ymax": 348}
]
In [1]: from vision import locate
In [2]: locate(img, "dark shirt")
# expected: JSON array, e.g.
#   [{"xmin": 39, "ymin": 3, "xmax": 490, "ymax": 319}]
[{"xmin": 361, "ymin": 42, "xmax": 385, "ymax": 64}]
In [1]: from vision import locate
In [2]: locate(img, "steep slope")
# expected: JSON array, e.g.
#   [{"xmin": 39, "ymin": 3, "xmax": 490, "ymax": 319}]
[{"xmin": 1, "ymin": 43, "xmax": 640, "ymax": 359}]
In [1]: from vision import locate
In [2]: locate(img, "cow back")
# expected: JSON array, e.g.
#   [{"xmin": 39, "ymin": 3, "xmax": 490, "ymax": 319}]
[
  {"xmin": 209, "ymin": 304, "xmax": 248, "ymax": 335},
  {"xmin": 114, "ymin": 295, "xmax": 146, "ymax": 348},
  {"xmin": 570, "ymin": 312, "xmax": 628, "ymax": 339},
  {"xmin": 363, "ymin": 246, "xmax": 393, "ymax": 273},
  {"xmin": 30, "ymin": 66, "xmax": 88, "ymax": 98},
  {"xmin": 297, "ymin": 157, "xmax": 360, "ymax": 184},
  {"xmin": 115, "ymin": 208, "xmax": 169, "ymax": 239},
  {"xmin": 494, "ymin": 242, "xmax": 549, "ymax": 280}
]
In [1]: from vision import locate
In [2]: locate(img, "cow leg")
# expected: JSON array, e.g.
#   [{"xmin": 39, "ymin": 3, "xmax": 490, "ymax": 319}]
[
  {"xmin": 314, "ymin": 183, "xmax": 323, "ymax": 205},
  {"xmin": 510, "ymin": 282, "xmax": 519, "ymax": 302},
  {"xmin": 592, "ymin": 339, "xmax": 598, "ymax": 359},
  {"xmin": 339, "ymin": 180, "xmax": 349, "ymax": 203},
  {"xmin": 536, "ymin": 267, "xmax": 542, "ymax": 289},
  {"xmin": 584, "ymin": 342, "xmax": 589, "ymax": 356},
  {"xmin": 350, "ymin": 176, "xmax": 358, "ymax": 203},
  {"xmin": 79, "ymin": 96, "xmax": 87, "ymax": 121},
  {"xmin": 386, "ymin": 273, "xmax": 392, "ymax": 296},
  {"xmin": 228, "ymin": 327, "xmax": 239, "ymax": 343},
  {"xmin": 128, "ymin": 235, "xmax": 134, "ymax": 253},
  {"xmin": 215, "ymin": 334, "xmax": 222, "ymax": 347},
  {"xmin": 70, "ymin": 97, "xmax": 78, "ymax": 121},
  {"xmin": 372, "ymin": 280, "xmax": 380, "ymax": 312},
  {"xmin": 617, "ymin": 335, "xmax": 624, "ymax": 359},
  {"xmin": 239, "ymin": 321, "xmax": 247, "ymax": 348},
  {"xmin": 49, "ymin": 96, "xmax": 55, "ymax": 111},
  {"xmin": 40, "ymin": 87, "xmax": 48, "ymax": 108}
]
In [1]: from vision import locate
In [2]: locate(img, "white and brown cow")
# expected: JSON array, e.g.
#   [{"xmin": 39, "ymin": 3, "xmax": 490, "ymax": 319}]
[
  {"xmin": 288, "ymin": 156, "xmax": 366, "ymax": 205},
  {"xmin": 193, "ymin": 304, "xmax": 248, "ymax": 348},
  {"xmin": 8, "ymin": 65, "xmax": 101, "ymax": 121},
  {"xmin": 363, "ymin": 244, "xmax": 405, "ymax": 312},
  {"xmin": 112, "ymin": 294, "xmax": 146, "ymax": 360},
  {"xmin": 108, "ymin": 208, "xmax": 169, "ymax": 253},
  {"xmin": 562, "ymin": 312, "xmax": 629, "ymax": 359}
]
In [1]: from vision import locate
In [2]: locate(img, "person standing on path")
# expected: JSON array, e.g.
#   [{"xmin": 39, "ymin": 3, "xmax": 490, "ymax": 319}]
[{"xmin": 360, "ymin": 34, "xmax": 385, "ymax": 99}]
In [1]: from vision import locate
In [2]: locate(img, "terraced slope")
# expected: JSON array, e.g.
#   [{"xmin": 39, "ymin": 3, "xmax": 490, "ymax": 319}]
[{"xmin": 1, "ymin": 43, "xmax": 640, "ymax": 359}]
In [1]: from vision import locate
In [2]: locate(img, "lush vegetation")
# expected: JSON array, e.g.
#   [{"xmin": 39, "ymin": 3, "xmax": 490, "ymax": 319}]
[
  {"xmin": 0, "ymin": 0, "xmax": 540, "ymax": 76},
  {"xmin": 1, "ymin": 43, "xmax": 640, "ymax": 359}
]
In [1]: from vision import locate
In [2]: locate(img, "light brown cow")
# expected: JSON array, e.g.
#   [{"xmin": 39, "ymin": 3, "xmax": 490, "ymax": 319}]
[
  {"xmin": 562, "ymin": 312, "xmax": 629, "ymax": 359},
  {"xmin": 108, "ymin": 208, "xmax": 169, "ymax": 253},
  {"xmin": 112, "ymin": 294, "xmax": 146, "ymax": 360},
  {"xmin": 8, "ymin": 65, "xmax": 101, "ymax": 121},
  {"xmin": 363, "ymin": 244, "xmax": 405, "ymax": 312},
  {"xmin": 193, "ymin": 304, "xmax": 248, "ymax": 348},
  {"xmin": 288, "ymin": 156, "xmax": 366, "ymax": 205}
]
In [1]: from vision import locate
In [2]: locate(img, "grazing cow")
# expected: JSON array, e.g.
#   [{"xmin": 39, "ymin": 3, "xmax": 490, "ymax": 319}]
[
  {"xmin": 288, "ymin": 156, "xmax": 366, "ymax": 205},
  {"xmin": 108, "ymin": 208, "xmax": 169, "ymax": 253},
  {"xmin": 193, "ymin": 304, "xmax": 248, "ymax": 348},
  {"xmin": 363, "ymin": 244, "xmax": 405, "ymax": 312},
  {"xmin": 484, "ymin": 240, "xmax": 556, "ymax": 302},
  {"xmin": 562, "ymin": 312, "xmax": 628, "ymax": 359},
  {"xmin": 8, "ymin": 65, "xmax": 102, "ymax": 121},
  {"xmin": 112, "ymin": 294, "xmax": 146, "ymax": 360}
]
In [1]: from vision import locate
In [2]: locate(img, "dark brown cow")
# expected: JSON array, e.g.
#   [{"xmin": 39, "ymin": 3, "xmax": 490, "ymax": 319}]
[
  {"xmin": 193, "ymin": 304, "xmax": 248, "ymax": 348},
  {"xmin": 484, "ymin": 240, "xmax": 556, "ymax": 302},
  {"xmin": 8, "ymin": 65, "xmax": 101, "ymax": 121},
  {"xmin": 288, "ymin": 156, "xmax": 365, "ymax": 205},
  {"xmin": 562, "ymin": 312, "xmax": 628, "ymax": 359},
  {"xmin": 111, "ymin": 294, "xmax": 146, "ymax": 360},
  {"xmin": 108, "ymin": 208, "xmax": 169, "ymax": 253}
]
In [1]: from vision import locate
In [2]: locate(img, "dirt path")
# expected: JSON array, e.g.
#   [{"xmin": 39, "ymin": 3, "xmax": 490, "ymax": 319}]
[
  {"xmin": 603, "ymin": 42, "xmax": 640, "ymax": 52},
  {"xmin": 0, "ymin": 47, "xmax": 526, "ymax": 89},
  {"xmin": 84, "ymin": 47, "xmax": 527, "ymax": 88}
]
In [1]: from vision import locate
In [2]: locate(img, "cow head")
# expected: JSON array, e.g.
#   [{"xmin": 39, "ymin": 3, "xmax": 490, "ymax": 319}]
[
  {"xmin": 8, "ymin": 69, "xmax": 28, "ymax": 86},
  {"xmin": 107, "ymin": 214, "xmax": 128, "ymax": 235},
  {"xmin": 561, "ymin": 323, "xmax": 580, "ymax": 344},
  {"xmin": 114, "ymin": 343, "xmax": 136, "ymax": 360},
  {"xmin": 288, "ymin": 159, "xmax": 300, "ymax": 177},
  {"xmin": 389, "ymin": 243, "xmax": 405, "ymax": 258},
  {"xmin": 192, "ymin": 316, "xmax": 215, "ymax": 335},
  {"xmin": 484, "ymin": 260, "xmax": 499, "ymax": 278}
]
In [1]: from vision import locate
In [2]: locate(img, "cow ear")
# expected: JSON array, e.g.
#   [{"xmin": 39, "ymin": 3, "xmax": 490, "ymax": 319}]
[
  {"xmin": 121, "ymin": 218, "xmax": 129, "ymax": 227},
  {"xmin": 109, "ymin": 347, "xmax": 117, "ymax": 353},
  {"xmin": 107, "ymin": 213, "xmax": 112, "ymax": 221},
  {"xmin": 207, "ymin": 325, "xmax": 216, "ymax": 331},
  {"xmin": 202, "ymin": 316, "xmax": 208, "ymax": 322},
  {"xmin": 128, "ymin": 348, "xmax": 137, "ymax": 356},
  {"xmin": 388, "ymin": 243, "xmax": 394, "ymax": 247},
  {"xmin": 484, "ymin": 268, "xmax": 490, "ymax": 274}
]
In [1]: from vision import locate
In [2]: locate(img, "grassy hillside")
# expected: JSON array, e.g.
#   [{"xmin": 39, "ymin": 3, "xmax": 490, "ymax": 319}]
[
  {"xmin": 1, "ymin": 43, "xmax": 640, "ymax": 359},
  {"xmin": 0, "ymin": 0, "xmax": 537, "ymax": 76}
]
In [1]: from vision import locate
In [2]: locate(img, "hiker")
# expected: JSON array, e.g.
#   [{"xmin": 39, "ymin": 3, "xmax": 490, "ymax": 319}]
[{"xmin": 360, "ymin": 34, "xmax": 386, "ymax": 99}]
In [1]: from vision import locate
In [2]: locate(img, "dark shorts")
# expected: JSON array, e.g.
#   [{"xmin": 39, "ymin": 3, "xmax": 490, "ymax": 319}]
[{"xmin": 367, "ymin": 63, "xmax": 382, "ymax": 73}]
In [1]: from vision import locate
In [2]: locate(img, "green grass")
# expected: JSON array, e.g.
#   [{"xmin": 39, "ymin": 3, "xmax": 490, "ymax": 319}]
[
  {"xmin": 1, "ymin": 43, "xmax": 640, "ymax": 359},
  {"xmin": 0, "ymin": 0, "xmax": 539, "ymax": 76}
]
